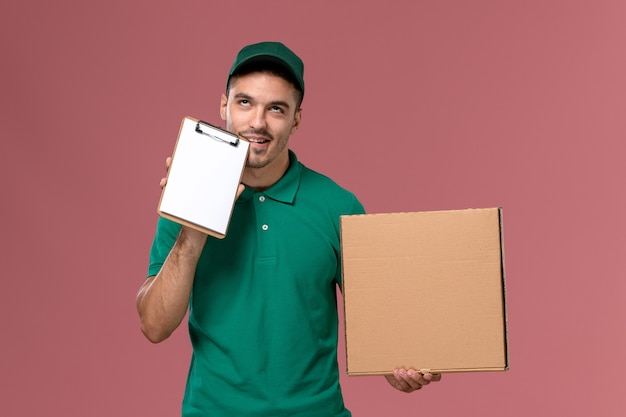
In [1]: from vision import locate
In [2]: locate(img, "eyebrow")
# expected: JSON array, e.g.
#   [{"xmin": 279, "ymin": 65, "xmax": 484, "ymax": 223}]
[{"xmin": 233, "ymin": 93, "xmax": 292, "ymax": 111}]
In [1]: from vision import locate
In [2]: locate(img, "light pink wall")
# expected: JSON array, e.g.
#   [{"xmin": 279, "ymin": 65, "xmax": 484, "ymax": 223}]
[{"xmin": 2, "ymin": 1, "xmax": 624, "ymax": 416}]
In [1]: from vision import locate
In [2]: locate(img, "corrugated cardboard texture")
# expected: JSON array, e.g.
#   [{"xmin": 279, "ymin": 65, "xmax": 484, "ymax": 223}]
[{"xmin": 341, "ymin": 208, "xmax": 508, "ymax": 375}]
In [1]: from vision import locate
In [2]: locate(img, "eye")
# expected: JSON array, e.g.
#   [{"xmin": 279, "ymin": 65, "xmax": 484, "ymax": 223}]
[
  {"xmin": 239, "ymin": 99, "xmax": 250, "ymax": 106},
  {"xmin": 270, "ymin": 105, "xmax": 284, "ymax": 113}
]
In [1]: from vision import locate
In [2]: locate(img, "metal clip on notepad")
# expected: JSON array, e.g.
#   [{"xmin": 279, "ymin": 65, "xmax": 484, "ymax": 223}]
[{"xmin": 195, "ymin": 120, "xmax": 239, "ymax": 147}]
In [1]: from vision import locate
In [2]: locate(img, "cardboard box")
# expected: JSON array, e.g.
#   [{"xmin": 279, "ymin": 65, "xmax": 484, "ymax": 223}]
[{"xmin": 340, "ymin": 208, "xmax": 508, "ymax": 375}]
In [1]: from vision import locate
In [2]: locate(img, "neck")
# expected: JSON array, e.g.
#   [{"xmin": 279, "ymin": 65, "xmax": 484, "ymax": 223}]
[{"xmin": 242, "ymin": 155, "xmax": 290, "ymax": 191}]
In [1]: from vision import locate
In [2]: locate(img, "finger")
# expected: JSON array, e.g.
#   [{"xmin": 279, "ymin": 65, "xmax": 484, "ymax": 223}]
[
  {"xmin": 388, "ymin": 371, "xmax": 409, "ymax": 392},
  {"xmin": 428, "ymin": 373, "xmax": 442, "ymax": 382},
  {"xmin": 408, "ymin": 369, "xmax": 429, "ymax": 386},
  {"xmin": 405, "ymin": 369, "xmax": 426, "ymax": 390},
  {"xmin": 396, "ymin": 369, "xmax": 422, "ymax": 392},
  {"xmin": 236, "ymin": 184, "xmax": 245, "ymax": 199},
  {"xmin": 159, "ymin": 157, "xmax": 173, "ymax": 189},
  {"xmin": 395, "ymin": 378, "xmax": 414, "ymax": 392}
]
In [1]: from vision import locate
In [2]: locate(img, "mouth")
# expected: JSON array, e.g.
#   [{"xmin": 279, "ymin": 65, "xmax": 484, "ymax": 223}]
[{"xmin": 246, "ymin": 136, "xmax": 270, "ymax": 145}]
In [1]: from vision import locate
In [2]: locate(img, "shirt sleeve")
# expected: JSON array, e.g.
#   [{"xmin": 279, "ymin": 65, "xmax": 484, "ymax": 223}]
[
  {"xmin": 147, "ymin": 216, "xmax": 182, "ymax": 278},
  {"xmin": 335, "ymin": 194, "xmax": 366, "ymax": 288}
]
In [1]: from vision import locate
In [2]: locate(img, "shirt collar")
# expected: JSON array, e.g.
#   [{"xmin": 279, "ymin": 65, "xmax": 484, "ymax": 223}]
[{"xmin": 239, "ymin": 150, "xmax": 301, "ymax": 204}]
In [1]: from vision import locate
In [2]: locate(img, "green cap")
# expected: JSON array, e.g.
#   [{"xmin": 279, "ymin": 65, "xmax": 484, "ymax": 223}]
[{"xmin": 228, "ymin": 41, "xmax": 305, "ymax": 95}]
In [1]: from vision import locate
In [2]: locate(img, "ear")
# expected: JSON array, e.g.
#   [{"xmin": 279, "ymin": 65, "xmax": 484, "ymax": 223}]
[
  {"xmin": 290, "ymin": 108, "xmax": 302, "ymax": 135},
  {"xmin": 220, "ymin": 93, "xmax": 228, "ymax": 121}
]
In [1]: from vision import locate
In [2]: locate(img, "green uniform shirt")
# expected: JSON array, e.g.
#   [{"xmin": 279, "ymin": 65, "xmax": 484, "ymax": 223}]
[{"xmin": 148, "ymin": 151, "xmax": 365, "ymax": 416}]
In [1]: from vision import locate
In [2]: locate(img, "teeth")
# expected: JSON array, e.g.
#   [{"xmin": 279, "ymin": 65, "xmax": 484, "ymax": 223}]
[{"xmin": 249, "ymin": 138, "xmax": 267, "ymax": 143}]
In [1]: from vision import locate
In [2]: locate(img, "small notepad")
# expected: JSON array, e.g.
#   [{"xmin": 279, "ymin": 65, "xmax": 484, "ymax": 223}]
[{"xmin": 158, "ymin": 117, "xmax": 249, "ymax": 239}]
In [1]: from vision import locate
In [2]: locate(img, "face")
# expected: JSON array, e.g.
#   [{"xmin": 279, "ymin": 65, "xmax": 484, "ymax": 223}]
[{"xmin": 220, "ymin": 72, "xmax": 301, "ymax": 172}]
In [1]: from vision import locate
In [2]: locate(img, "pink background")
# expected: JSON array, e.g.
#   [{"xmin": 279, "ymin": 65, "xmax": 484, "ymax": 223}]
[{"xmin": 2, "ymin": 1, "xmax": 625, "ymax": 416}]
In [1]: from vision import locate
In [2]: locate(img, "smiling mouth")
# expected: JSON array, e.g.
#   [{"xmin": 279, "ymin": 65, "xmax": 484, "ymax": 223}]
[{"xmin": 248, "ymin": 138, "xmax": 269, "ymax": 144}]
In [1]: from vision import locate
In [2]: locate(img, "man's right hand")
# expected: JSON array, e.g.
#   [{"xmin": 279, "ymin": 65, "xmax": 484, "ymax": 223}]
[{"xmin": 159, "ymin": 156, "xmax": 173, "ymax": 189}]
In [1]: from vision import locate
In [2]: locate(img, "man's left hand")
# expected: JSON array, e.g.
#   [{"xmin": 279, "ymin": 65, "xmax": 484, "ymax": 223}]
[{"xmin": 385, "ymin": 368, "xmax": 441, "ymax": 393}]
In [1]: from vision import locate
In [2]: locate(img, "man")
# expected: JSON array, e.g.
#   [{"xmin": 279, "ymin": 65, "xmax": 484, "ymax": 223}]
[{"xmin": 137, "ymin": 41, "xmax": 440, "ymax": 416}]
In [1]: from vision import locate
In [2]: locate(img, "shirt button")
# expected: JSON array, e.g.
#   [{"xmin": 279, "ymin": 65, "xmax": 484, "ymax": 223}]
[
  {"xmin": 262, "ymin": 224, "xmax": 269, "ymax": 231},
  {"xmin": 259, "ymin": 196, "xmax": 266, "ymax": 202}
]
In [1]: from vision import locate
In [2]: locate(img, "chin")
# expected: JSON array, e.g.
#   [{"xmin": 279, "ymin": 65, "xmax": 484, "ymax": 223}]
[{"xmin": 246, "ymin": 157, "xmax": 270, "ymax": 169}]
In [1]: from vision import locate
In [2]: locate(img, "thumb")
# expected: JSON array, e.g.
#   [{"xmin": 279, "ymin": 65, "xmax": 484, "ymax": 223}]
[{"xmin": 236, "ymin": 184, "xmax": 245, "ymax": 199}]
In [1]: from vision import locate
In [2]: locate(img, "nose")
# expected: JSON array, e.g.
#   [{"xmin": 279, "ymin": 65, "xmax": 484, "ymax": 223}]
[{"xmin": 249, "ymin": 107, "xmax": 267, "ymax": 130}]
